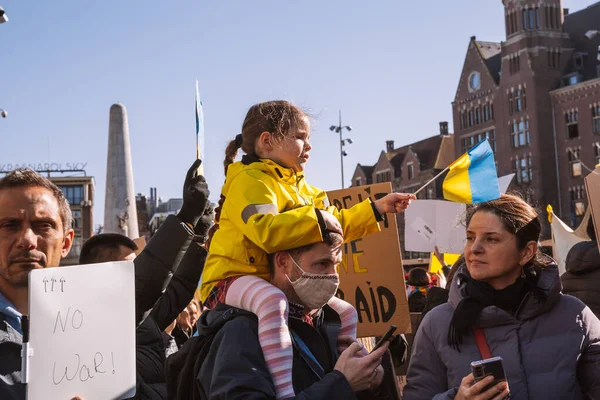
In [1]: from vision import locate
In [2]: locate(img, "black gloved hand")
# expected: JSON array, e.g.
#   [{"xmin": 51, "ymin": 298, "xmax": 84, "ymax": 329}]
[
  {"xmin": 194, "ymin": 202, "xmax": 214, "ymax": 242},
  {"xmin": 178, "ymin": 159, "xmax": 210, "ymax": 227}
]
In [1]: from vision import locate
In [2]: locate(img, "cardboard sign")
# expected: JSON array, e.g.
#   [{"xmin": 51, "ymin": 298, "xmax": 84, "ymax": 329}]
[
  {"xmin": 585, "ymin": 166, "xmax": 600, "ymax": 251},
  {"xmin": 404, "ymin": 200, "xmax": 466, "ymax": 254},
  {"xmin": 27, "ymin": 262, "xmax": 136, "ymax": 399},
  {"xmin": 327, "ymin": 183, "xmax": 410, "ymax": 337}
]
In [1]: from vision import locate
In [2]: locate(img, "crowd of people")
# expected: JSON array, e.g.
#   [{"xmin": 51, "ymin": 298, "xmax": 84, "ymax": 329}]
[{"xmin": 1, "ymin": 100, "xmax": 599, "ymax": 399}]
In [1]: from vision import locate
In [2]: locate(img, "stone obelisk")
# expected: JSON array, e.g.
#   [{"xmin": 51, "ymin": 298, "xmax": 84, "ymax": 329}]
[{"xmin": 104, "ymin": 103, "xmax": 139, "ymax": 238}]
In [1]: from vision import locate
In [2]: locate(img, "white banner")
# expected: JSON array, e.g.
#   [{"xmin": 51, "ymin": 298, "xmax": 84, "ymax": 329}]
[
  {"xmin": 27, "ymin": 261, "xmax": 136, "ymax": 399},
  {"xmin": 550, "ymin": 209, "xmax": 591, "ymax": 275}
]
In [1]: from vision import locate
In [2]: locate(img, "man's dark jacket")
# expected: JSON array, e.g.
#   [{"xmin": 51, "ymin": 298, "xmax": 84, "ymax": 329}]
[
  {"xmin": 130, "ymin": 218, "xmax": 207, "ymax": 400},
  {"xmin": 169, "ymin": 303, "xmax": 394, "ymax": 400},
  {"xmin": 562, "ymin": 240, "xmax": 600, "ymax": 318}
]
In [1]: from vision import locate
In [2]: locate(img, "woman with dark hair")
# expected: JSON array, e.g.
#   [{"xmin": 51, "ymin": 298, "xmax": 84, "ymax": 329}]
[
  {"xmin": 406, "ymin": 268, "xmax": 432, "ymax": 312},
  {"xmin": 403, "ymin": 194, "xmax": 600, "ymax": 400}
]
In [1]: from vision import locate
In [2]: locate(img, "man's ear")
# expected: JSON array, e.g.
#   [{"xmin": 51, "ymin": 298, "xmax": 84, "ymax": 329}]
[
  {"xmin": 273, "ymin": 251, "xmax": 290, "ymax": 276},
  {"xmin": 61, "ymin": 229, "xmax": 75, "ymax": 258}
]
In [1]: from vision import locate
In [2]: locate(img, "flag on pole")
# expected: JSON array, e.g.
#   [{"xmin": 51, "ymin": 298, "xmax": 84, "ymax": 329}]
[
  {"xmin": 442, "ymin": 139, "xmax": 500, "ymax": 204},
  {"xmin": 195, "ymin": 80, "xmax": 205, "ymax": 175},
  {"xmin": 195, "ymin": 79, "xmax": 205, "ymax": 162}
]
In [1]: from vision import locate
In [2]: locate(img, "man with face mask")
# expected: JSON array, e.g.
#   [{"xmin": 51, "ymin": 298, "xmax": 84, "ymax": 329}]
[{"xmin": 176, "ymin": 231, "xmax": 394, "ymax": 400}]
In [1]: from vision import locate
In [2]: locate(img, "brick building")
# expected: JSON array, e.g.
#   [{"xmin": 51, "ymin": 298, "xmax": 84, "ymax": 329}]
[
  {"xmin": 351, "ymin": 122, "xmax": 455, "ymax": 263},
  {"xmin": 452, "ymin": 0, "xmax": 600, "ymax": 230}
]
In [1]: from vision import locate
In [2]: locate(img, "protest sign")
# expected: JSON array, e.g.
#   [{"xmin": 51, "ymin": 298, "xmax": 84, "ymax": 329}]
[
  {"xmin": 404, "ymin": 200, "xmax": 466, "ymax": 254},
  {"xmin": 26, "ymin": 261, "xmax": 136, "ymax": 400},
  {"xmin": 327, "ymin": 183, "xmax": 410, "ymax": 337},
  {"xmin": 548, "ymin": 207, "xmax": 591, "ymax": 275},
  {"xmin": 585, "ymin": 166, "xmax": 600, "ymax": 251},
  {"xmin": 429, "ymin": 252, "xmax": 461, "ymax": 274}
]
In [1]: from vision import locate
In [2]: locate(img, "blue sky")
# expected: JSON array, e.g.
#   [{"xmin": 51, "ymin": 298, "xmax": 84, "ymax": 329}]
[{"xmin": 0, "ymin": 0, "xmax": 591, "ymax": 227}]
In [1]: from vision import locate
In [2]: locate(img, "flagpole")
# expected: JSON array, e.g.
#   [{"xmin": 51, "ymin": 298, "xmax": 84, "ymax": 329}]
[{"xmin": 413, "ymin": 166, "xmax": 450, "ymax": 197}]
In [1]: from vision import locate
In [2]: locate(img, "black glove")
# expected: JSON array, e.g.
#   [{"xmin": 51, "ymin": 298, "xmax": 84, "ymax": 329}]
[
  {"xmin": 177, "ymin": 159, "xmax": 210, "ymax": 227},
  {"xmin": 194, "ymin": 202, "xmax": 214, "ymax": 242}
]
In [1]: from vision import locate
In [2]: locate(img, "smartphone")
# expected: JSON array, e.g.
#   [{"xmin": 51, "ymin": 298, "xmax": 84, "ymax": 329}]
[
  {"xmin": 370, "ymin": 325, "xmax": 397, "ymax": 353},
  {"xmin": 471, "ymin": 357, "xmax": 509, "ymax": 392}
]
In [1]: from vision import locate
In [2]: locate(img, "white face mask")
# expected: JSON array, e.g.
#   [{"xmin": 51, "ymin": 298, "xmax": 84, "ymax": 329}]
[{"xmin": 286, "ymin": 253, "xmax": 340, "ymax": 310}]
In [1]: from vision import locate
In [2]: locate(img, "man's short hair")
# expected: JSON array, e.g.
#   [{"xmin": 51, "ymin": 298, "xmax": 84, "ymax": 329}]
[
  {"xmin": 0, "ymin": 168, "xmax": 72, "ymax": 231},
  {"xmin": 79, "ymin": 233, "xmax": 138, "ymax": 264},
  {"xmin": 267, "ymin": 231, "xmax": 343, "ymax": 277}
]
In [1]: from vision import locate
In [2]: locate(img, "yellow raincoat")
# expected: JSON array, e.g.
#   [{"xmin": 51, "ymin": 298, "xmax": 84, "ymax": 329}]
[{"xmin": 199, "ymin": 157, "xmax": 381, "ymax": 301}]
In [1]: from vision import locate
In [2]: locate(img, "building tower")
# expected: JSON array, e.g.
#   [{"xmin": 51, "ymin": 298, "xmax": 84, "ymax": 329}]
[
  {"xmin": 104, "ymin": 103, "xmax": 139, "ymax": 238},
  {"xmin": 500, "ymin": 0, "xmax": 573, "ymax": 220}
]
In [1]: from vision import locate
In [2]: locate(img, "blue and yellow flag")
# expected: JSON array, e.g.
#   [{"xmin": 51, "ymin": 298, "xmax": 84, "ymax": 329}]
[{"xmin": 442, "ymin": 139, "xmax": 500, "ymax": 204}]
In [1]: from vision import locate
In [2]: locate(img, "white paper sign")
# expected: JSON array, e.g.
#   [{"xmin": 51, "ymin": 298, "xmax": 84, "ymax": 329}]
[
  {"xmin": 498, "ymin": 174, "xmax": 515, "ymax": 194},
  {"xmin": 27, "ymin": 261, "xmax": 136, "ymax": 400},
  {"xmin": 405, "ymin": 200, "xmax": 467, "ymax": 253}
]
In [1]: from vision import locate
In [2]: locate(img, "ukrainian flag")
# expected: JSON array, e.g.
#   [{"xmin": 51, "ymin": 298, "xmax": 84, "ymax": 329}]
[{"xmin": 442, "ymin": 139, "xmax": 500, "ymax": 204}]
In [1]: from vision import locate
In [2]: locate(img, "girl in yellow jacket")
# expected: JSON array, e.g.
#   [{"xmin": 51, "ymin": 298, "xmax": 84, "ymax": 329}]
[{"xmin": 200, "ymin": 100, "xmax": 414, "ymax": 399}]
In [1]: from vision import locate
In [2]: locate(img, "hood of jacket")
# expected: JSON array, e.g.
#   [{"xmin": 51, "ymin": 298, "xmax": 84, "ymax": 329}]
[
  {"xmin": 448, "ymin": 257, "xmax": 562, "ymax": 328},
  {"xmin": 222, "ymin": 155, "xmax": 305, "ymax": 198},
  {"xmin": 565, "ymin": 240, "xmax": 600, "ymax": 275},
  {"xmin": 196, "ymin": 304, "xmax": 256, "ymax": 338}
]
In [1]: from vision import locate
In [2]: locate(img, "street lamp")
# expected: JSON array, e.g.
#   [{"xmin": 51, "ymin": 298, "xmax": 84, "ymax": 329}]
[
  {"xmin": 0, "ymin": 6, "xmax": 8, "ymax": 23},
  {"xmin": 329, "ymin": 110, "xmax": 353, "ymax": 188}
]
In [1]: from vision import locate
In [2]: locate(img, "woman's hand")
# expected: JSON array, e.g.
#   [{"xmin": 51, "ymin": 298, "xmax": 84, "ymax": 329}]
[
  {"xmin": 455, "ymin": 373, "xmax": 509, "ymax": 400},
  {"xmin": 374, "ymin": 193, "xmax": 416, "ymax": 214}
]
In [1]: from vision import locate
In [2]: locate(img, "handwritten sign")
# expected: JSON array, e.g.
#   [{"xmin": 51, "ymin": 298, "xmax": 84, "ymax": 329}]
[
  {"xmin": 27, "ymin": 261, "xmax": 136, "ymax": 399},
  {"xmin": 327, "ymin": 183, "xmax": 410, "ymax": 337},
  {"xmin": 585, "ymin": 166, "xmax": 600, "ymax": 251},
  {"xmin": 404, "ymin": 200, "xmax": 466, "ymax": 254}
]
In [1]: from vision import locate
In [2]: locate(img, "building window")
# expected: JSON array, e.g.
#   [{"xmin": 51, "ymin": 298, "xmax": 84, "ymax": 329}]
[
  {"xmin": 592, "ymin": 104, "xmax": 600, "ymax": 134},
  {"xmin": 536, "ymin": 7, "xmax": 540, "ymax": 28},
  {"xmin": 528, "ymin": 9, "xmax": 535, "ymax": 29},
  {"xmin": 513, "ymin": 155, "xmax": 533, "ymax": 184},
  {"xmin": 72, "ymin": 210, "xmax": 82, "ymax": 230},
  {"xmin": 355, "ymin": 178, "xmax": 362, "ymax": 186},
  {"xmin": 510, "ymin": 120, "xmax": 530, "ymax": 148},
  {"xmin": 59, "ymin": 185, "xmax": 84, "ymax": 205},
  {"xmin": 568, "ymin": 148, "xmax": 582, "ymax": 177},
  {"xmin": 508, "ymin": 93, "xmax": 514, "ymax": 115},
  {"xmin": 468, "ymin": 109, "xmax": 474, "ymax": 127},
  {"xmin": 570, "ymin": 185, "xmax": 586, "ymax": 226},
  {"xmin": 510, "ymin": 54, "xmax": 521, "ymax": 75},
  {"xmin": 595, "ymin": 143, "xmax": 600, "ymax": 167},
  {"xmin": 475, "ymin": 107, "xmax": 481, "ymax": 125},
  {"xmin": 515, "ymin": 89, "xmax": 526, "ymax": 112},
  {"xmin": 407, "ymin": 163, "xmax": 414, "ymax": 180},
  {"xmin": 375, "ymin": 171, "xmax": 391, "ymax": 183},
  {"xmin": 483, "ymin": 104, "xmax": 490, "ymax": 121},
  {"xmin": 566, "ymin": 110, "xmax": 579, "ymax": 139},
  {"xmin": 461, "ymin": 130, "xmax": 495, "ymax": 153},
  {"xmin": 548, "ymin": 49, "xmax": 561, "ymax": 69},
  {"xmin": 427, "ymin": 187, "xmax": 434, "ymax": 199}
]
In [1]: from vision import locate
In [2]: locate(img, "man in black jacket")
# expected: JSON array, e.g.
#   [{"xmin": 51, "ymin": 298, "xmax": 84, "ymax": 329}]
[
  {"xmin": 186, "ymin": 231, "xmax": 393, "ymax": 399},
  {"xmin": 561, "ymin": 218, "xmax": 600, "ymax": 318},
  {"xmin": 79, "ymin": 160, "xmax": 211, "ymax": 400}
]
